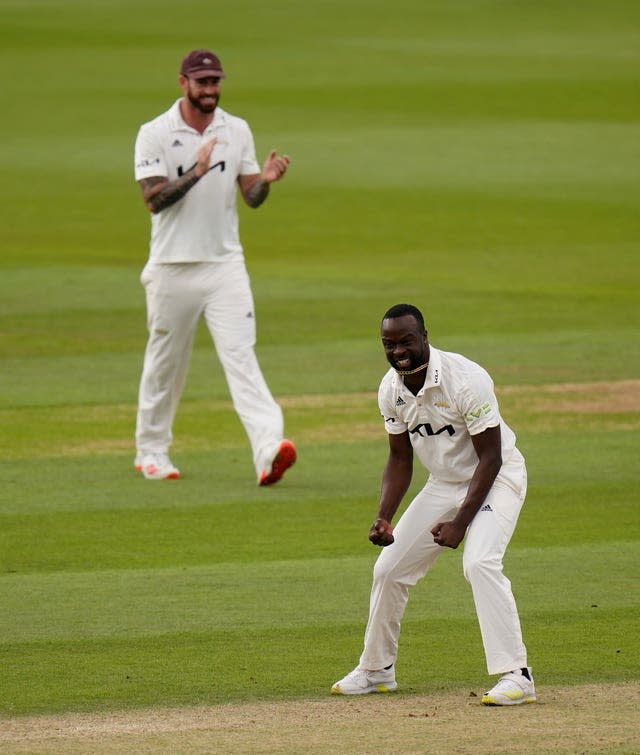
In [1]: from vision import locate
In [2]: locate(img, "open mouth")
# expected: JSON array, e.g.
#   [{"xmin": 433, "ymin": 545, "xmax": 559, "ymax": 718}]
[{"xmin": 396, "ymin": 357, "xmax": 412, "ymax": 369}]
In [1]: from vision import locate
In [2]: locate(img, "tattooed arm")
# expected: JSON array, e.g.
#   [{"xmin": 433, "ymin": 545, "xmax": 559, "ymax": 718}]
[
  {"xmin": 238, "ymin": 175, "xmax": 270, "ymax": 208},
  {"xmin": 139, "ymin": 136, "xmax": 217, "ymax": 214},
  {"xmin": 238, "ymin": 149, "xmax": 290, "ymax": 208}
]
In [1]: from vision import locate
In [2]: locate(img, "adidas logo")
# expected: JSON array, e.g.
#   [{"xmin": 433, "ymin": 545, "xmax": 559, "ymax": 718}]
[
  {"xmin": 172, "ymin": 139, "xmax": 183, "ymax": 147},
  {"xmin": 396, "ymin": 397, "xmax": 406, "ymax": 406},
  {"xmin": 480, "ymin": 503, "xmax": 492, "ymax": 512}
]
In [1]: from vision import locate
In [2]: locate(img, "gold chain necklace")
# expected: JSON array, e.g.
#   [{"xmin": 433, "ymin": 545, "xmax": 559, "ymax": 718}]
[{"xmin": 395, "ymin": 361, "xmax": 429, "ymax": 376}]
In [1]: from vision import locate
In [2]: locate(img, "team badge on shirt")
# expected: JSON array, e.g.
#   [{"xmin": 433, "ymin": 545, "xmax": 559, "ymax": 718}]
[
  {"xmin": 432, "ymin": 393, "xmax": 450, "ymax": 409},
  {"xmin": 465, "ymin": 402, "xmax": 492, "ymax": 422}
]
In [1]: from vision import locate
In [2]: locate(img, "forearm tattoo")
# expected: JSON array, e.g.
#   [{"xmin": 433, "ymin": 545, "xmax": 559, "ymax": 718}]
[
  {"xmin": 140, "ymin": 168, "xmax": 201, "ymax": 213},
  {"xmin": 244, "ymin": 178, "xmax": 270, "ymax": 208}
]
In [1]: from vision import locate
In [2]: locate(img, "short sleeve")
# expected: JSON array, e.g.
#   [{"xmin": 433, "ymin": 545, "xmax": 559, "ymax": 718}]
[
  {"xmin": 134, "ymin": 125, "xmax": 168, "ymax": 180},
  {"xmin": 238, "ymin": 121, "xmax": 261, "ymax": 176},
  {"xmin": 456, "ymin": 366, "xmax": 501, "ymax": 436},
  {"xmin": 378, "ymin": 383, "xmax": 408, "ymax": 435}
]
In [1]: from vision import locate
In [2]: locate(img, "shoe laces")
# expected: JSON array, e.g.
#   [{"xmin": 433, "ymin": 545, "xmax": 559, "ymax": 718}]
[
  {"xmin": 350, "ymin": 667, "xmax": 393, "ymax": 685},
  {"xmin": 495, "ymin": 672, "xmax": 529, "ymax": 691},
  {"xmin": 145, "ymin": 452, "xmax": 171, "ymax": 466},
  {"xmin": 346, "ymin": 668, "xmax": 373, "ymax": 686}
]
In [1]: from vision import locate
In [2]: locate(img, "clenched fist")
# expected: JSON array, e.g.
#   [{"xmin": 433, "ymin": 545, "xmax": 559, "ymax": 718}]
[{"xmin": 369, "ymin": 518, "xmax": 395, "ymax": 547}]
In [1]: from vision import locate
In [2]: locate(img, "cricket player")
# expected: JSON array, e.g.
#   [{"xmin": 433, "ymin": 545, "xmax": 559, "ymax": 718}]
[
  {"xmin": 133, "ymin": 49, "xmax": 296, "ymax": 484},
  {"xmin": 332, "ymin": 303, "xmax": 536, "ymax": 705}
]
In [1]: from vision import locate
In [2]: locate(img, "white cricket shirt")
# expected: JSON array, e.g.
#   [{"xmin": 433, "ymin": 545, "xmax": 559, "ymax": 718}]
[
  {"xmin": 134, "ymin": 100, "xmax": 261, "ymax": 263},
  {"xmin": 378, "ymin": 347, "xmax": 517, "ymax": 483}
]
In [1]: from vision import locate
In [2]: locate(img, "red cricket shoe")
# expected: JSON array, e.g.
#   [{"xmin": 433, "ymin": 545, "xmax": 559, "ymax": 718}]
[{"xmin": 259, "ymin": 440, "xmax": 297, "ymax": 486}]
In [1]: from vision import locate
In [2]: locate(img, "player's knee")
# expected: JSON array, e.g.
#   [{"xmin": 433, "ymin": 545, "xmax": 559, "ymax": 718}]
[
  {"xmin": 463, "ymin": 555, "xmax": 502, "ymax": 585},
  {"xmin": 372, "ymin": 554, "xmax": 403, "ymax": 585},
  {"xmin": 372, "ymin": 553, "xmax": 419, "ymax": 590}
]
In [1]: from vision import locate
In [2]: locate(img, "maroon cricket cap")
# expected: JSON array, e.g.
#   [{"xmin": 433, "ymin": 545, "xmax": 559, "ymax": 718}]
[{"xmin": 180, "ymin": 49, "xmax": 226, "ymax": 78}]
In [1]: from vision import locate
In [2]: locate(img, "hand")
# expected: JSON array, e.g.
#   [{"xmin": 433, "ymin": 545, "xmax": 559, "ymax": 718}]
[
  {"xmin": 369, "ymin": 518, "xmax": 395, "ymax": 547},
  {"xmin": 261, "ymin": 149, "xmax": 290, "ymax": 183},
  {"xmin": 431, "ymin": 520, "xmax": 466, "ymax": 549},
  {"xmin": 195, "ymin": 136, "xmax": 218, "ymax": 177}
]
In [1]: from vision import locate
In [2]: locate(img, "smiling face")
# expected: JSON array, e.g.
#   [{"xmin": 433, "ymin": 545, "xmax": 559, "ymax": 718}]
[
  {"xmin": 381, "ymin": 314, "xmax": 430, "ymax": 373},
  {"xmin": 180, "ymin": 74, "xmax": 222, "ymax": 114}
]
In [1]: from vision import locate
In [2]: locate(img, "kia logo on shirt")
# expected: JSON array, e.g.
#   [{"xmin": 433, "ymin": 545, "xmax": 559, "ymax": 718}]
[
  {"xmin": 177, "ymin": 161, "xmax": 226, "ymax": 177},
  {"xmin": 409, "ymin": 423, "xmax": 455, "ymax": 438}
]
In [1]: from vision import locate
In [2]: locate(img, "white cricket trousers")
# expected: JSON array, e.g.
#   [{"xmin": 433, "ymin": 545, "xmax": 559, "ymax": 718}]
[
  {"xmin": 359, "ymin": 450, "xmax": 528, "ymax": 676},
  {"xmin": 135, "ymin": 261, "xmax": 284, "ymax": 475}
]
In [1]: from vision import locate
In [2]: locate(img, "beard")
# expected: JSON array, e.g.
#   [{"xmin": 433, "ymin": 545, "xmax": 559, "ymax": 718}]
[
  {"xmin": 387, "ymin": 347, "xmax": 429, "ymax": 374},
  {"xmin": 187, "ymin": 91, "xmax": 219, "ymax": 114},
  {"xmin": 387, "ymin": 354, "xmax": 409, "ymax": 370}
]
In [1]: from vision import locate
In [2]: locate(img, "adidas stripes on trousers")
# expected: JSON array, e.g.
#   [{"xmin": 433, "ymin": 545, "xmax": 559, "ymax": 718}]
[
  {"xmin": 135, "ymin": 260, "xmax": 283, "ymax": 475},
  {"xmin": 359, "ymin": 450, "xmax": 528, "ymax": 676}
]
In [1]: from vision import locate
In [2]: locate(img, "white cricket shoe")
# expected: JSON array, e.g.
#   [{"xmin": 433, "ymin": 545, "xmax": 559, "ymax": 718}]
[
  {"xmin": 331, "ymin": 666, "xmax": 397, "ymax": 695},
  {"xmin": 140, "ymin": 453, "xmax": 180, "ymax": 480},
  {"xmin": 482, "ymin": 668, "xmax": 536, "ymax": 705}
]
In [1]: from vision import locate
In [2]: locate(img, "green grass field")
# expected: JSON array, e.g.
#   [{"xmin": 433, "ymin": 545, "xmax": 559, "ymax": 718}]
[{"xmin": 1, "ymin": 0, "xmax": 639, "ymax": 725}]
